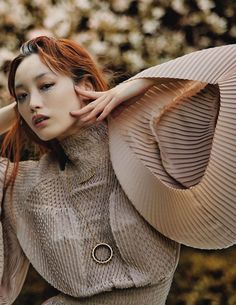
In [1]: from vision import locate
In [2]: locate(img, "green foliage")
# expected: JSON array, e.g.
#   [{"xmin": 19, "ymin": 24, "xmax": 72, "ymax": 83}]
[{"xmin": 167, "ymin": 246, "xmax": 236, "ymax": 305}]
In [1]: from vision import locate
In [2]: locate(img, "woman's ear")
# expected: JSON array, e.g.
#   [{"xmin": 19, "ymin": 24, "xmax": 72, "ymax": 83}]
[
  {"xmin": 76, "ymin": 77, "xmax": 94, "ymax": 92},
  {"xmin": 75, "ymin": 77, "xmax": 94, "ymax": 107}
]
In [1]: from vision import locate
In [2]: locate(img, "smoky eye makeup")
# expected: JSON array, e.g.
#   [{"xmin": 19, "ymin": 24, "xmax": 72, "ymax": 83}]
[
  {"xmin": 39, "ymin": 83, "xmax": 55, "ymax": 91},
  {"xmin": 16, "ymin": 92, "xmax": 28, "ymax": 103}
]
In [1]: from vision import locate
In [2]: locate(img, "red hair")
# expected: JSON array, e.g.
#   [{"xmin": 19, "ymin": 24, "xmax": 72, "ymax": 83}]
[{"xmin": 1, "ymin": 36, "xmax": 108, "ymax": 190}]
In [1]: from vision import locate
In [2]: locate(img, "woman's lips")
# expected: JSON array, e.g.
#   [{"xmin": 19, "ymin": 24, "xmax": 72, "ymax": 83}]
[
  {"xmin": 32, "ymin": 114, "xmax": 50, "ymax": 127},
  {"xmin": 35, "ymin": 118, "xmax": 49, "ymax": 127}
]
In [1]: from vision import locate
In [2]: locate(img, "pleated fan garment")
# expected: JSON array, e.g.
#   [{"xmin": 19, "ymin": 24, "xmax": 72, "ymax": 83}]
[{"xmin": 108, "ymin": 44, "xmax": 236, "ymax": 249}]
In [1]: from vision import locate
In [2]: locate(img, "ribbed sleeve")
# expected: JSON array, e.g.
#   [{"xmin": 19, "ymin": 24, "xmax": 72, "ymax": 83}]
[
  {"xmin": 0, "ymin": 159, "xmax": 30, "ymax": 305},
  {"xmin": 108, "ymin": 44, "xmax": 236, "ymax": 249},
  {"xmin": 0, "ymin": 160, "xmax": 5, "ymax": 281},
  {"xmin": 127, "ymin": 44, "xmax": 236, "ymax": 84}
]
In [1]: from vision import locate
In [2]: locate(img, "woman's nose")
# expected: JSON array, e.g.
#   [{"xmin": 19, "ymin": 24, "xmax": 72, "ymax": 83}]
[{"xmin": 29, "ymin": 90, "xmax": 43, "ymax": 111}]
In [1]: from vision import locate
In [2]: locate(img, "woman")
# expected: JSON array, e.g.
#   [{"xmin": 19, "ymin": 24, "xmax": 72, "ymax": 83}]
[{"xmin": 0, "ymin": 36, "xmax": 236, "ymax": 305}]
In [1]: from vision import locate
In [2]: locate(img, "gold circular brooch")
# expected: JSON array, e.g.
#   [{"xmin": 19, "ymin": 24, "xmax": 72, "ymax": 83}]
[{"xmin": 92, "ymin": 243, "xmax": 113, "ymax": 264}]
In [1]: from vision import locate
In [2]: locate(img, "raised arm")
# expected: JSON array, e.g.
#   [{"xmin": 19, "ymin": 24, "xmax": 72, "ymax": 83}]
[
  {"xmin": 108, "ymin": 44, "xmax": 236, "ymax": 250},
  {"xmin": 69, "ymin": 44, "xmax": 236, "ymax": 249},
  {"xmin": 0, "ymin": 102, "xmax": 16, "ymax": 135},
  {"xmin": 70, "ymin": 78, "xmax": 156, "ymax": 123}
]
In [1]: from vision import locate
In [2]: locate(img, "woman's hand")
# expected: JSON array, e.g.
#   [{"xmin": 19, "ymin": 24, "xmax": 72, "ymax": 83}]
[{"xmin": 70, "ymin": 78, "xmax": 155, "ymax": 123}]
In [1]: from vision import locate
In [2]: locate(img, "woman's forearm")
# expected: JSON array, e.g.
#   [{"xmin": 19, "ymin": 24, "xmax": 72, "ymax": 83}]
[{"xmin": 0, "ymin": 102, "xmax": 16, "ymax": 135}]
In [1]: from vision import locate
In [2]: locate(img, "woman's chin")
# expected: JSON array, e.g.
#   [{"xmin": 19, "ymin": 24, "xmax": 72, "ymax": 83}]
[
  {"xmin": 36, "ymin": 132, "xmax": 57, "ymax": 142},
  {"xmin": 36, "ymin": 125, "xmax": 80, "ymax": 141}
]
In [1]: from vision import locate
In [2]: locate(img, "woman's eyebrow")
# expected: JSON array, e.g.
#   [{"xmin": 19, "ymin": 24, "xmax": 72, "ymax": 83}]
[{"xmin": 15, "ymin": 72, "xmax": 53, "ymax": 89}]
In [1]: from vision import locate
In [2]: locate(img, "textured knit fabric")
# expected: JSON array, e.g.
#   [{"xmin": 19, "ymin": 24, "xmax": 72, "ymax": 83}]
[
  {"xmin": 41, "ymin": 277, "xmax": 172, "ymax": 305},
  {"xmin": 108, "ymin": 43, "xmax": 236, "ymax": 249},
  {"xmin": 0, "ymin": 122, "xmax": 179, "ymax": 305}
]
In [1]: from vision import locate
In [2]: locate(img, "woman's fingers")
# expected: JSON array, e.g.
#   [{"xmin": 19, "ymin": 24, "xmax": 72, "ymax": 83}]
[
  {"xmin": 74, "ymin": 86, "xmax": 104, "ymax": 99},
  {"xmin": 73, "ymin": 111, "xmax": 97, "ymax": 128},
  {"xmin": 71, "ymin": 93, "xmax": 107, "ymax": 116},
  {"xmin": 96, "ymin": 97, "xmax": 117, "ymax": 121},
  {"xmin": 70, "ymin": 103, "xmax": 94, "ymax": 116},
  {"xmin": 79, "ymin": 97, "xmax": 113, "ymax": 122},
  {"xmin": 71, "ymin": 79, "xmax": 155, "ymax": 124},
  {"xmin": 71, "ymin": 90, "xmax": 142, "ymax": 121},
  {"xmin": 71, "ymin": 91, "xmax": 113, "ymax": 116}
]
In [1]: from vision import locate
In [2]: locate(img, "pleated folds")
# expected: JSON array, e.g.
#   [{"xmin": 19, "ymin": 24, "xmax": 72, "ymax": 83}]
[{"xmin": 108, "ymin": 44, "xmax": 236, "ymax": 249}]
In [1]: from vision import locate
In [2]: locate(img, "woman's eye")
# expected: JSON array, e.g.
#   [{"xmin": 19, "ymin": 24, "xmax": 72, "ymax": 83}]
[
  {"xmin": 16, "ymin": 93, "xmax": 27, "ymax": 103},
  {"xmin": 40, "ymin": 83, "xmax": 54, "ymax": 91}
]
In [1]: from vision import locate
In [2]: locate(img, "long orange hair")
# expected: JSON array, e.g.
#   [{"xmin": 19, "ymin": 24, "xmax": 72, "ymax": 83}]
[{"xmin": 1, "ymin": 36, "xmax": 108, "ymax": 190}]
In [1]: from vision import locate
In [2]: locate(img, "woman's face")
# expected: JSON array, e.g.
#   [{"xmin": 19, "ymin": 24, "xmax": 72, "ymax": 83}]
[{"xmin": 15, "ymin": 54, "xmax": 85, "ymax": 141}]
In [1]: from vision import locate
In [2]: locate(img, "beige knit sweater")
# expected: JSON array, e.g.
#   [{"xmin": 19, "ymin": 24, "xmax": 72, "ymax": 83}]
[{"xmin": 0, "ymin": 122, "xmax": 179, "ymax": 304}]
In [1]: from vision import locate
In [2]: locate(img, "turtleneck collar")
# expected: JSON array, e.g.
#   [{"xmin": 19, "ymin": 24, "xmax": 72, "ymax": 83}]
[{"xmin": 59, "ymin": 121, "xmax": 109, "ymax": 179}]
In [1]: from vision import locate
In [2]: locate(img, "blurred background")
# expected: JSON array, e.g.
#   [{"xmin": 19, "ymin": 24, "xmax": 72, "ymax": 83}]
[
  {"xmin": 0, "ymin": 0, "xmax": 236, "ymax": 105},
  {"xmin": 0, "ymin": 0, "xmax": 235, "ymax": 304}
]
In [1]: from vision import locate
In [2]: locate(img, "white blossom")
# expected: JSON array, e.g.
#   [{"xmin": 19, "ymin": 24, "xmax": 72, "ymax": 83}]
[
  {"xmin": 72, "ymin": 31, "xmax": 99, "ymax": 46},
  {"xmin": 152, "ymin": 7, "xmax": 165, "ymax": 19},
  {"xmin": 5, "ymin": 2, "xmax": 33, "ymax": 29},
  {"xmin": 229, "ymin": 26, "xmax": 236, "ymax": 38},
  {"xmin": 142, "ymin": 19, "xmax": 160, "ymax": 34},
  {"xmin": 88, "ymin": 40, "xmax": 109, "ymax": 55},
  {"xmin": 44, "ymin": 6, "xmax": 68, "ymax": 29},
  {"xmin": 0, "ymin": 48, "xmax": 15, "ymax": 65},
  {"xmin": 116, "ymin": 16, "xmax": 135, "ymax": 31},
  {"xmin": 138, "ymin": 0, "xmax": 154, "ymax": 17},
  {"xmin": 205, "ymin": 13, "xmax": 227, "ymax": 34},
  {"xmin": 75, "ymin": 0, "xmax": 92, "ymax": 11},
  {"xmin": 0, "ymin": 1, "xmax": 8, "ymax": 15},
  {"xmin": 171, "ymin": 0, "xmax": 188, "ymax": 14},
  {"xmin": 128, "ymin": 32, "xmax": 143, "ymax": 48},
  {"xmin": 111, "ymin": 0, "xmax": 132, "ymax": 12},
  {"xmin": 196, "ymin": 0, "xmax": 215, "ymax": 11},
  {"xmin": 56, "ymin": 20, "xmax": 72, "ymax": 37},
  {"xmin": 187, "ymin": 12, "xmax": 202, "ymax": 26},
  {"xmin": 106, "ymin": 33, "xmax": 128, "ymax": 45},
  {"xmin": 123, "ymin": 51, "xmax": 145, "ymax": 71},
  {"xmin": 89, "ymin": 10, "xmax": 117, "ymax": 31},
  {"xmin": 156, "ymin": 35, "xmax": 169, "ymax": 50},
  {"xmin": 27, "ymin": 28, "xmax": 53, "ymax": 40},
  {"xmin": 31, "ymin": 0, "xmax": 50, "ymax": 9}
]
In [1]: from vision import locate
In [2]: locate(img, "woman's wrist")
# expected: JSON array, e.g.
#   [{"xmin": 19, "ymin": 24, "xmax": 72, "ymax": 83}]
[
  {"xmin": 0, "ymin": 102, "xmax": 16, "ymax": 135},
  {"xmin": 141, "ymin": 78, "xmax": 156, "ymax": 88},
  {"xmin": 124, "ymin": 78, "xmax": 156, "ymax": 93}
]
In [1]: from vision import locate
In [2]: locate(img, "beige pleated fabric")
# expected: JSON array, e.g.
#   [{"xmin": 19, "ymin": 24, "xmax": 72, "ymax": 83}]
[{"xmin": 108, "ymin": 44, "xmax": 236, "ymax": 249}]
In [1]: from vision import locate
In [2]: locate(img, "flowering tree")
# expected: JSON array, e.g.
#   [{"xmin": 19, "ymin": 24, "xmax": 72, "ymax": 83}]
[{"xmin": 0, "ymin": 0, "xmax": 235, "ymax": 104}]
